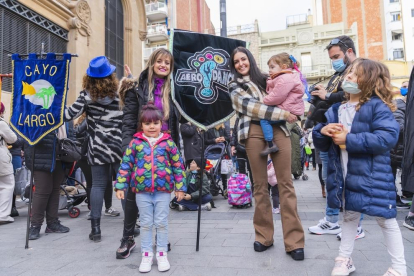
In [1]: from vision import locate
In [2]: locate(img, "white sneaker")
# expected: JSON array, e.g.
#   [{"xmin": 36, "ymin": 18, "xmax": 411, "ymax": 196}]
[
  {"xmin": 156, "ymin": 251, "xmax": 170, "ymax": 272},
  {"xmin": 86, "ymin": 211, "xmax": 91, "ymax": 220},
  {"xmin": 139, "ymin": 252, "xmax": 153, "ymax": 273},
  {"xmin": 308, "ymin": 217, "xmax": 342, "ymax": 235},
  {"xmin": 201, "ymin": 202, "xmax": 212, "ymax": 211},
  {"xmin": 383, "ymin": 267, "xmax": 405, "ymax": 276},
  {"xmin": 337, "ymin": 227, "xmax": 365, "ymax": 241},
  {"xmin": 331, "ymin": 256, "xmax": 356, "ymax": 276},
  {"xmin": 272, "ymin": 207, "xmax": 280, "ymax": 214}
]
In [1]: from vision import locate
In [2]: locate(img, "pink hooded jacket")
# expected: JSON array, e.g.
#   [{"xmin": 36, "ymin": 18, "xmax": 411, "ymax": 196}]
[{"xmin": 264, "ymin": 69, "xmax": 305, "ymax": 116}]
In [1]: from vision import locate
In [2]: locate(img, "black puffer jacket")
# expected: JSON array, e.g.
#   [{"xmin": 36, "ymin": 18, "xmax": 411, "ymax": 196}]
[
  {"xmin": 9, "ymin": 131, "xmax": 23, "ymax": 157},
  {"xmin": 391, "ymin": 98, "xmax": 406, "ymax": 165},
  {"xmin": 230, "ymin": 117, "xmax": 245, "ymax": 153},
  {"xmin": 119, "ymin": 68, "xmax": 180, "ymax": 151},
  {"xmin": 180, "ymin": 123, "xmax": 203, "ymax": 162},
  {"xmin": 205, "ymin": 126, "xmax": 230, "ymax": 146}
]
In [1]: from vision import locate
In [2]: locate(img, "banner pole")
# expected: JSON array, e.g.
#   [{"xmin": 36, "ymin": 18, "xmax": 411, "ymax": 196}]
[
  {"xmin": 196, "ymin": 130, "xmax": 206, "ymax": 251},
  {"xmin": 25, "ymin": 146, "xmax": 35, "ymax": 249}
]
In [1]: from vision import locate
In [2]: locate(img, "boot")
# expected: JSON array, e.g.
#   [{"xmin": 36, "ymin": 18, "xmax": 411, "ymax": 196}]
[
  {"xmin": 321, "ymin": 184, "xmax": 326, "ymax": 198},
  {"xmin": 89, "ymin": 218, "xmax": 101, "ymax": 242}
]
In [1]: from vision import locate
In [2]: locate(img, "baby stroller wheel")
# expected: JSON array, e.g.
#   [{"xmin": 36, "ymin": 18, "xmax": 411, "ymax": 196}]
[
  {"xmin": 68, "ymin": 207, "xmax": 80, "ymax": 218},
  {"xmin": 302, "ymin": 174, "xmax": 309, "ymax": 181},
  {"xmin": 169, "ymin": 200, "xmax": 178, "ymax": 209}
]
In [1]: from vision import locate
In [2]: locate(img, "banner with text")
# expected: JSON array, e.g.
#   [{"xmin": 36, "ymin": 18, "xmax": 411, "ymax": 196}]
[
  {"xmin": 170, "ymin": 30, "xmax": 246, "ymax": 130},
  {"xmin": 10, "ymin": 53, "xmax": 71, "ymax": 145}
]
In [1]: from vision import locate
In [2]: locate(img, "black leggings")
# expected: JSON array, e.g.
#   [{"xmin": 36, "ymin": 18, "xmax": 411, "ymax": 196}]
[
  {"xmin": 318, "ymin": 163, "xmax": 324, "ymax": 186},
  {"xmin": 123, "ymin": 187, "xmax": 139, "ymax": 237}
]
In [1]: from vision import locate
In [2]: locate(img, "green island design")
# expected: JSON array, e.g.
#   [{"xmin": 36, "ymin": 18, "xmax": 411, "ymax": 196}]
[{"xmin": 34, "ymin": 86, "xmax": 56, "ymax": 109}]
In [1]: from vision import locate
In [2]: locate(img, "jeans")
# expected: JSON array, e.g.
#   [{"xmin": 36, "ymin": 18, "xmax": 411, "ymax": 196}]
[
  {"xmin": 339, "ymin": 211, "xmax": 406, "ymax": 275},
  {"xmin": 320, "ymin": 151, "xmax": 339, "ymax": 223},
  {"xmin": 260, "ymin": 120, "xmax": 283, "ymax": 142},
  {"xmin": 136, "ymin": 192, "xmax": 170, "ymax": 253},
  {"xmin": 173, "ymin": 194, "xmax": 212, "ymax": 211},
  {"xmin": 270, "ymin": 185, "xmax": 279, "ymax": 208},
  {"xmin": 12, "ymin": 156, "xmax": 22, "ymax": 208},
  {"xmin": 90, "ymin": 163, "xmax": 119, "ymax": 219}
]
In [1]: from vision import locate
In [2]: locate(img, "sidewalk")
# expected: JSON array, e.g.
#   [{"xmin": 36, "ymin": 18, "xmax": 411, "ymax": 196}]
[{"xmin": 1, "ymin": 168, "xmax": 414, "ymax": 276}]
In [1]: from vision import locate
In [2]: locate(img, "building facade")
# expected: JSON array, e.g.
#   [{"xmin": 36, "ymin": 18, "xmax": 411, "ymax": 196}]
[
  {"xmin": 320, "ymin": 0, "xmax": 386, "ymax": 60},
  {"xmin": 0, "ymin": 0, "xmax": 147, "ymax": 121},
  {"xmin": 143, "ymin": 0, "xmax": 214, "ymax": 65}
]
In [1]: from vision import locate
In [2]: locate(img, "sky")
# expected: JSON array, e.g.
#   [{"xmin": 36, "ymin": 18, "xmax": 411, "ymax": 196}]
[{"xmin": 205, "ymin": 0, "xmax": 313, "ymax": 33}]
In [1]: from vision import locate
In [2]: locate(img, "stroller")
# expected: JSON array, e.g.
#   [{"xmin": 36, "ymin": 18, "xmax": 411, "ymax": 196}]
[
  {"xmin": 58, "ymin": 163, "xmax": 88, "ymax": 218},
  {"xmin": 290, "ymin": 123, "xmax": 308, "ymax": 180},
  {"xmin": 204, "ymin": 142, "xmax": 230, "ymax": 199},
  {"xmin": 297, "ymin": 137, "xmax": 309, "ymax": 181}
]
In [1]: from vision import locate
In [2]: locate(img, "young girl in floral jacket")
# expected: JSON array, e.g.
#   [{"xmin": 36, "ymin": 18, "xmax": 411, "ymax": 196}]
[{"xmin": 114, "ymin": 103, "xmax": 186, "ymax": 273}]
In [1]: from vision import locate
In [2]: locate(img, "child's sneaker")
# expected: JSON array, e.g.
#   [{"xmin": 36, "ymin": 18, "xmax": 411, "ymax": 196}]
[
  {"xmin": 331, "ymin": 256, "xmax": 356, "ymax": 276},
  {"xmin": 308, "ymin": 217, "xmax": 342, "ymax": 235},
  {"xmin": 139, "ymin": 252, "xmax": 153, "ymax": 273},
  {"xmin": 156, "ymin": 251, "xmax": 170, "ymax": 272},
  {"xmin": 336, "ymin": 226, "xmax": 365, "ymax": 241},
  {"xmin": 201, "ymin": 202, "xmax": 212, "ymax": 211},
  {"xmin": 403, "ymin": 215, "xmax": 414, "ymax": 230},
  {"xmin": 383, "ymin": 267, "xmax": 404, "ymax": 276},
  {"xmin": 272, "ymin": 207, "xmax": 280, "ymax": 214},
  {"xmin": 260, "ymin": 145, "xmax": 279, "ymax": 156}
]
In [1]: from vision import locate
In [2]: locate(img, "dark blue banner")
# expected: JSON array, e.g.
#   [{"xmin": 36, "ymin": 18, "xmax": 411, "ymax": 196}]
[
  {"xmin": 10, "ymin": 53, "xmax": 71, "ymax": 145},
  {"xmin": 170, "ymin": 29, "xmax": 246, "ymax": 130}
]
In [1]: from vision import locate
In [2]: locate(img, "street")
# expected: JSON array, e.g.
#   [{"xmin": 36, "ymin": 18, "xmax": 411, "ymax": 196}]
[{"xmin": 1, "ymin": 168, "xmax": 414, "ymax": 276}]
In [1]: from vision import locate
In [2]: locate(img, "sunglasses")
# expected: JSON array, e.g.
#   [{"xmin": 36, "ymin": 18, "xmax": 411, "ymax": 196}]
[{"xmin": 329, "ymin": 38, "xmax": 350, "ymax": 50}]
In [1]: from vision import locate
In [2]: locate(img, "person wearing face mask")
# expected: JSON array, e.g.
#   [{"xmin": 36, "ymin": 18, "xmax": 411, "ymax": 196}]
[{"xmin": 308, "ymin": 36, "xmax": 366, "ymax": 241}]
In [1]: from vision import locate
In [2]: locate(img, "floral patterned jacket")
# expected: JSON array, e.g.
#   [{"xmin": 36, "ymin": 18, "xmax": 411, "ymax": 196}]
[{"xmin": 114, "ymin": 132, "xmax": 187, "ymax": 193}]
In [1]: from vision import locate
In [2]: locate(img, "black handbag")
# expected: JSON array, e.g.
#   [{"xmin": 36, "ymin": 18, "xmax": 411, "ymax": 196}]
[{"xmin": 57, "ymin": 138, "xmax": 82, "ymax": 163}]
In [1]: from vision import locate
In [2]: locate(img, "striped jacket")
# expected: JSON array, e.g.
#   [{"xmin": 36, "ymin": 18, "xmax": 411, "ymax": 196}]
[
  {"xmin": 229, "ymin": 76, "xmax": 290, "ymax": 145},
  {"xmin": 65, "ymin": 90, "xmax": 123, "ymax": 165}
]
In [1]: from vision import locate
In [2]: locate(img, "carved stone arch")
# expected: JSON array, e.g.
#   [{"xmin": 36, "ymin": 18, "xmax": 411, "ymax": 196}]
[
  {"xmin": 121, "ymin": 0, "xmax": 133, "ymax": 69},
  {"xmin": 134, "ymin": 0, "xmax": 148, "ymax": 41}
]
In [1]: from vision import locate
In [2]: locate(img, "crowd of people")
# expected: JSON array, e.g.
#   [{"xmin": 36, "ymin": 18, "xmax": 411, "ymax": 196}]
[{"xmin": 0, "ymin": 34, "xmax": 412, "ymax": 276}]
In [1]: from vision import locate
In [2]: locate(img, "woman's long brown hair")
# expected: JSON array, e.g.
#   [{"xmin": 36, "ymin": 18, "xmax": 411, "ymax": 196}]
[
  {"xmin": 82, "ymin": 73, "xmax": 119, "ymax": 101},
  {"xmin": 344, "ymin": 58, "xmax": 396, "ymax": 112}
]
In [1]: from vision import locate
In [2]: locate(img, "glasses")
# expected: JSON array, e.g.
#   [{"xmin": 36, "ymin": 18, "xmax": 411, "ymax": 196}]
[{"xmin": 329, "ymin": 38, "xmax": 350, "ymax": 50}]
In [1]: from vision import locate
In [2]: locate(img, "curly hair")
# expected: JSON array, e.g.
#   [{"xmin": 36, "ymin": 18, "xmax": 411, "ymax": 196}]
[
  {"xmin": 344, "ymin": 58, "xmax": 395, "ymax": 112},
  {"xmin": 82, "ymin": 73, "xmax": 119, "ymax": 101}
]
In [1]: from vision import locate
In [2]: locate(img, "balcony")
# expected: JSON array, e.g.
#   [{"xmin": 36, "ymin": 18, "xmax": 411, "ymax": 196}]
[
  {"xmin": 144, "ymin": 45, "xmax": 168, "ymax": 61},
  {"xmin": 145, "ymin": 2, "xmax": 168, "ymax": 22},
  {"xmin": 302, "ymin": 64, "xmax": 335, "ymax": 80},
  {"xmin": 147, "ymin": 24, "xmax": 169, "ymax": 42}
]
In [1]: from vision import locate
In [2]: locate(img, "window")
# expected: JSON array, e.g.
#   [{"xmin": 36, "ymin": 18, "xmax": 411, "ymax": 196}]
[
  {"xmin": 392, "ymin": 32, "xmax": 403, "ymax": 41},
  {"xmin": 105, "ymin": 0, "xmax": 124, "ymax": 80},
  {"xmin": 390, "ymin": 0, "xmax": 399, "ymax": 2},
  {"xmin": 391, "ymin": 12, "xmax": 401, "ymax": 22},
  {"xmin": 411, "ymin": 9, "xmax": 414, "ymax": 17},
  {"xmin": 301, "ymin": 53, "xmax": 312, "ymax": 73},
  {"xmin": 0, "ymin": 5, "xmax": 67, "ymax": 92},
  {"xmin": 393, "ymin": 49, "xmax": 404, "ymax": 59}
]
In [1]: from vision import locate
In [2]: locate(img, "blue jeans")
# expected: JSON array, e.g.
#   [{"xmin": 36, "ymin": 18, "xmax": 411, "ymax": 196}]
[
  {"xmin": 260, "ymin": 120, "xmax": 283, "ymax": 142},
  {"xmin": 321, "ymin": 150, "xmax": 364, "ymax": 226},
  {"xmin": 173, "ymin": 194, "xmax": 213, "ymax": 211},
  {"xmin": 136, "ymin": 192, "xmax": 170, "ymax": 253},
  {"xmin": 90, "ymin": 163, "xmax": 118, "ymax": 219}
]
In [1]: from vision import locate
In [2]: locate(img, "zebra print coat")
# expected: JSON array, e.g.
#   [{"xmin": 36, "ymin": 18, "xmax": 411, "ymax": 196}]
[{"xmin": 65, "ymin": 90, "xmax": 123, "ymax": 165}]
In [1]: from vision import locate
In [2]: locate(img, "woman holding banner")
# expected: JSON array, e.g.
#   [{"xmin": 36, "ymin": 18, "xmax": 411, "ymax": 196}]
[
  {"xmin": 116, "ymin": 48, "xmax": 180, "ymax": 259},
  {"xmin": 229, "ymin": 47, "xmax": 305, "ymax": 260}
]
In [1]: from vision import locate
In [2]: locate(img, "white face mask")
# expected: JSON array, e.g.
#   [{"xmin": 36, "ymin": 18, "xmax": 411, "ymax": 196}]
[{"xmin": 342, "ymin": 80, "xmax": 361, "ymax": 94}]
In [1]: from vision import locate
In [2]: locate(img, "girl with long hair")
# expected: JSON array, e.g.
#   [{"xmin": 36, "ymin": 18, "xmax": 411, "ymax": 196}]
[
  {"xmin": 313, "ymin": 58, "xmax": 406, "ymax": 276},
  {"xmin": 116, "ymin": 48, "xmax": 180, "ymax": 259}
]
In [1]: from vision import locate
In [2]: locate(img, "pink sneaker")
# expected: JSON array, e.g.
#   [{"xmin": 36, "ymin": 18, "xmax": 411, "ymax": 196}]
[{"xmin": 331, "ymin": 256, "xmax": 356, "ymax": 276}]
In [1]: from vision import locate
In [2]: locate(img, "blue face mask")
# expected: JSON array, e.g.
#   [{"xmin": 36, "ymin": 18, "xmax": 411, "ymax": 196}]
[
  {"xmin": 191, "ymin": 170, "xmax": 198, "ymax": 174},
  {"xmin": 342, "ymin": 80, "xmax": 361, "ymax": 94},
  {"xmin": 332, "ymin": 58, "xmax": 346, "ymax": 72},
  {"xmin": 401, "ymin": 87, "xmax": 408, "ymax": 96}
]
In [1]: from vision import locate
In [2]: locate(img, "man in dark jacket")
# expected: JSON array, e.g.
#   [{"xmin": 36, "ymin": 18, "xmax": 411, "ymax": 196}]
[
  {"xmin": 308, "ymin": 36, "xmax": 365, "ymax": 239},
  {"xmin": 402, "ymin": 68, "xmax": 414, "ymax": 230},
  {"xmin": 9, "ymin": 132, "xmax": 23, "ymax": 217}
]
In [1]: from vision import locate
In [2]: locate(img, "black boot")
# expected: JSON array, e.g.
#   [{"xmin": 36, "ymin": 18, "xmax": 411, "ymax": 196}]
[{"xmin": 89, "ymin": 218, "xmax": 101, "ymax": 242}]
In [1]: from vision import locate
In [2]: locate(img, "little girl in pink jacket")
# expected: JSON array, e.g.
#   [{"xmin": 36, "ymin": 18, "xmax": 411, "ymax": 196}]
[{"xmin": 260, "ymin": 53, "xmax": 306, "ymax": 156}]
